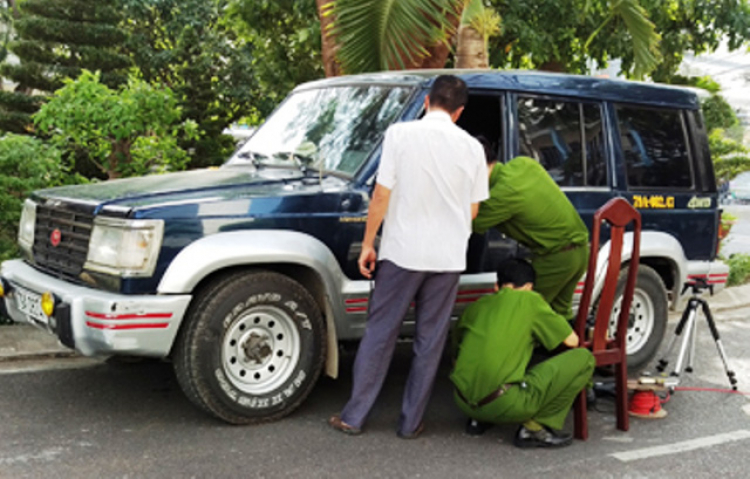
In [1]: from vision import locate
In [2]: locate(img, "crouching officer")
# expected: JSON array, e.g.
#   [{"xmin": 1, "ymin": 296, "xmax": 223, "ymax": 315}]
[{"xmin": 451, "ymin": 258, "xmax": 594, "ymax": 448}]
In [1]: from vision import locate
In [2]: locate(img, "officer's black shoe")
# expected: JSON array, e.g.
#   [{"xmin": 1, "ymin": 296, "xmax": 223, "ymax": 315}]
[
  {"xmin": 465, "ymin": 419, "xmax": 493, "ymax": 436},
  {"xmin": 513, "ymin": 425, "xmax": 573, "ymax": 448}
]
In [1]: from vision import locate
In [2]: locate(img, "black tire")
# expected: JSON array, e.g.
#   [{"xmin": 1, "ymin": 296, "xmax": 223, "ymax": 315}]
[
  {"xmin": 608, "ymin": 265, "xmax": 668, "ymax": 372},
  {"xmin": 173, "ymin": 270, "xmax": 326, "ymax": 424}
]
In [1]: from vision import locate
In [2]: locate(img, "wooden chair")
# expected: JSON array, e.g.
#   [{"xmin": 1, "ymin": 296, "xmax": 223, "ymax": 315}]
[{"xmin": 573, "ymin": 197, "xmax": 641, "ymax": 440}]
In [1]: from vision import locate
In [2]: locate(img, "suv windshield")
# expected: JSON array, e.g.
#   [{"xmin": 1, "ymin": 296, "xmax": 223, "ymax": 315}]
[{"xmin": 226, "ymin": 85, "xmax": 413, "ymax": 176}]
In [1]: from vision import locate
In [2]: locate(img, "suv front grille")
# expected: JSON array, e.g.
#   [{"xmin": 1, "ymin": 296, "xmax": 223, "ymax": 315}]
[{"xmin": 32, "ymin": 204, "xmax": 94, "ymax": 281}]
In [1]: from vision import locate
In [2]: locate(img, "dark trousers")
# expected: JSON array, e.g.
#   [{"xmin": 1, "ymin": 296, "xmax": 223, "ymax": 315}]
[{"xmin": 340, "ymin": 260, "xmax": 460, "ymax": 434}]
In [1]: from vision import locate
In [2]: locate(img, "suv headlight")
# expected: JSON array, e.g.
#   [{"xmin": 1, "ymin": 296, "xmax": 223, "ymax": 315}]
[
  {"xmin": 18, "ymin": 199, "xmax": 36, "ymax": 252},
  {"xmin": 84, "ymin": 217, "xmax": 164, "ymax": 277}
]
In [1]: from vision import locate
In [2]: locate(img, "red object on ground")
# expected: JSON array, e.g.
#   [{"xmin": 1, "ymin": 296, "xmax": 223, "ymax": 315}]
[{"xmin": 629, "ymin": 390, "xmax": 668, "ymax": 418}]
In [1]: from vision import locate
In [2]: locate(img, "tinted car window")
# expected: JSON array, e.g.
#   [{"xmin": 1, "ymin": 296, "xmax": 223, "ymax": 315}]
[
  {"xmin": 517, "ymin": 96, "xmax": 606, "ymax": 187},
  {"xmin": 616, "ymin": 105, "xmax": 693, "ymax": 188}
]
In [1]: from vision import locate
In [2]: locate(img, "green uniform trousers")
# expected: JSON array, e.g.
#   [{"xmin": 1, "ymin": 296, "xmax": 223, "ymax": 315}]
[
  {"xmin": 532, "ymin": 244, "xmax": 589, "ymax": 321},
  {"xmin": 455, "ymin": 348, "xmax": 595, "ymax": 430}
]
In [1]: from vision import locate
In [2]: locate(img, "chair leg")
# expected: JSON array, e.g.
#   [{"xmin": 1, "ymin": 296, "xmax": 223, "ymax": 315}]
[
  {"xmin": 615, "ymin": 362, "xmax": 629, "ymax": 432},
  {"xmin": 573, "ymin": 389, "xmax": 588, "ymax": 440}
]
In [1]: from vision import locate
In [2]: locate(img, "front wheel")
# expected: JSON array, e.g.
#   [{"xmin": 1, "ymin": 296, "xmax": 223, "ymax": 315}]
[
  {"xmin": 173, "ymin": 270, "xmax": 326, "ymax": 424},
  {"xmin": 607, "ymin": 265, "xmax": 668, "ymax": 372}
]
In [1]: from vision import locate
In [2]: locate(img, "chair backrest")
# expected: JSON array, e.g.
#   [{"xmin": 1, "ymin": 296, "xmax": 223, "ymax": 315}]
[{"xmin": 575, "ymin": 197, "xmax": 641, "ymax": 358}]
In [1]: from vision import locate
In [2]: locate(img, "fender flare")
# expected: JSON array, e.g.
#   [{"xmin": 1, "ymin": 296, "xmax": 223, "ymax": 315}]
[
  {"xmin": 589, "ymin": 230, "xmax": 687, "ymax": 303},
  {"xmin": 158, "ymin": 230, "xmax": 344, "ymax": 378}
]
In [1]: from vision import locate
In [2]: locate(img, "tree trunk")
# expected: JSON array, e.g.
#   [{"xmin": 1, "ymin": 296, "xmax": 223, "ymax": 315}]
[
  {"xmin": 316, "ymin": 0, "xmax": 342, "ymax": 77},
  {"xmin": 455, "ymin": 24, "xmax": 488, "ymax": 68},
  {"xmin": 108, "ymin": 139, "xmax": 132, "ymax": 179},
  {"xmin": 7, "ymin": 0, "xmax": 19, "ymax": 18}
]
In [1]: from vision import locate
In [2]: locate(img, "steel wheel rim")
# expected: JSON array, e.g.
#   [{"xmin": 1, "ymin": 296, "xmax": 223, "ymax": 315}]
[
  {"xmin": 222, "ymin": 305, "xmax": 301, "ymax": 395},
  {"xmin": 609, "ymin": 288, "xmax": 655, "ymax": 354}
]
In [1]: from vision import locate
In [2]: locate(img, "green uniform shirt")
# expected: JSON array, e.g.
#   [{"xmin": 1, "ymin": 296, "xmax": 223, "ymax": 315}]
[
  {"xmin": 450, "ymin": 288, "xmax": 573, "ymax": 404},
  {"xmin": 472, "ymin": 156, "xmax": 588, "ymax": 256}
]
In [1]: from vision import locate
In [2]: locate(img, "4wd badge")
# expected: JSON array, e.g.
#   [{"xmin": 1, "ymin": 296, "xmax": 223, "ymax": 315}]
[
  {"xmin": 687, "ymin": 196, "xmax": 712, "ymax": 209},
  {"xmin": 50, "ymin": 229, "xmax": 61, "ymax": 247}
]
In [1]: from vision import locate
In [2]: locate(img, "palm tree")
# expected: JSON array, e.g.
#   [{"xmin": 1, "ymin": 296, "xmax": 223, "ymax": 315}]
[
  {"xmin": 321, "ymin": 0, "xmax": 661, "ymax": 79},
  {"xmin": 318, "ymin": 0, "xmax": 464, "ymax": 75},
  {"xmin": 455, "ymin": 0, "xmax": 501, "ymax": 69}
]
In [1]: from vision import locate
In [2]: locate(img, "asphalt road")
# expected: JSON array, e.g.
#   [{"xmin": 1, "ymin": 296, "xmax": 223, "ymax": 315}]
[
  {"xmin": 721, "ymin": 204, "xmax": 750, "ymax": 256},
  {"xmin": 1, "ymin": 308, "xmax": 749, "ymax": 479}
]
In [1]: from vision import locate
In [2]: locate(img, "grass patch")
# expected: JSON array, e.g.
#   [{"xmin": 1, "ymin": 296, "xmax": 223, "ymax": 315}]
[{"xmin": 724, "ymin": 253, "xmax": 750, "ymax": 286}]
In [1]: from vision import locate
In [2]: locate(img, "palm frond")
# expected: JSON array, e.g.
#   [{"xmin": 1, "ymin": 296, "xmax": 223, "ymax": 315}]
[
  {"xmin": 460, "ymin": 0, "xmax": 483, "ymax": 26},
  {"xmin": 469, "ymin": 7, "xmax": 501, "ymax": 43},
  {"xmin": 330, "ymin": 0, "xmax": 464, "ymax": 74},
  {"xmin": 609, "ymin": 0, "xmax": 662, "ymax": 79}
]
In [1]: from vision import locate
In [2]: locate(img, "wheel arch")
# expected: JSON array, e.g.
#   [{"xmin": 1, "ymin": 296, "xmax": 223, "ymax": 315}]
[
  {"xmin": 590, "ymin": 231, "xmax": 686, "ymax": 308},
  {"xmin": 160, "ymin": 230, "xmax": 344, "ymax": 378}
]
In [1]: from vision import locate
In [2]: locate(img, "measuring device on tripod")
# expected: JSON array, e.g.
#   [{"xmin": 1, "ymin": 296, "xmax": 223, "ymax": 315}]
[{"xmin": 656, "ymin": 277, "xmax": 738, "ymax": 390}]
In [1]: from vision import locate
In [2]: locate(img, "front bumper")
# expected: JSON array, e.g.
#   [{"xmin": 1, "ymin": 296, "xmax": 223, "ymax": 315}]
[{"xmin": 1, "ymin": 259, "xmax": 192, "ymax": 357}]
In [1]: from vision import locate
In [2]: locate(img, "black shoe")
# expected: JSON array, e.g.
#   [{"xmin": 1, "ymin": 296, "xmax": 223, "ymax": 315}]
[
  {"xmin": 465, "ymin": 419, "xmax": 493, "ymax": 436},
  {"xmin": 513, "ymin": 425, "xmax": 573, "ymax": 448}
]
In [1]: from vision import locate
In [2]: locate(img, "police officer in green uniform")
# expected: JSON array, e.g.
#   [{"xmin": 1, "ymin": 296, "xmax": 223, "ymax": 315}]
[
  {"xmin": 473, "ymin": 155, "xmax": 589, "ymax": 321},
  {"xmin": 451, "ymin": 258, "xmax": 594, "ymax": 448}
]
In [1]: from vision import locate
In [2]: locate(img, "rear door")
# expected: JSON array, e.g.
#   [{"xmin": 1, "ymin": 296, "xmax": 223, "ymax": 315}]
[{"xmin": 610, "ymin": 103, "xmax": 718, "ymax": 262}]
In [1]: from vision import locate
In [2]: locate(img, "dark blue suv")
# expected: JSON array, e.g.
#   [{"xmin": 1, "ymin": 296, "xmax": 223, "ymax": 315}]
[{"xmin": 1, "ymin": 70, "xmax": 727, "ymax": 424}]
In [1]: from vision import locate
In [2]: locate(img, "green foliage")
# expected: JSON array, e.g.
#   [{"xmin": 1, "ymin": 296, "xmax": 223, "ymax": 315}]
[
  {"xmin": 667, "ymin": 74, "xmax": 722, "ymax": 94},
  {"xmin": 486, "ymin": 0, "xmax": 750, "ymax": 80},
  {"xmin": 643, "ymin": 0, "xmax": 750, "ymax": 82},
  {"xmin": 328, "ymin": 0, "xmax": 463, "ymax": 73},
  {"xmin": 227, "ymin": 0, "xmax": 324, "ymax": 115},
  {"xmin": 702, "ymin": 94, "xmax": 740, "ymax": 131},
  {"xmin": 34, "ymin": 70, "xmax": 197, "ymax": 179},
  {"xmin": 485, "ymin": 0, "xmax": 660, "ymax": 78},
  {"xmin": 709, "ymin": 128, "xmax": 750, "ymax": 180},
  {"xmin": 0, "ymin": 134, "xmax": 66, "ymax": 263},
  {"xmin": 724, "ymin": 253, "xmax": 750, "ymax": 286},
  {"xmin": 0, "ymin": 0, "xmax": 130, "ymax": 134},
  {"xmin": 0, "ymin": 1, "xmax": 15, "ymax": 64},
  {"xmin": 122, "ymin": 0, "xmax": 262, "ymax": 168}
]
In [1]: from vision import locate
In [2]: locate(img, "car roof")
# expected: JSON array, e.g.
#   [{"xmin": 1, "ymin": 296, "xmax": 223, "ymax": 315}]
[{"xmin": 294, "ymin": 69, "xmax": 700, "ymax": 110}]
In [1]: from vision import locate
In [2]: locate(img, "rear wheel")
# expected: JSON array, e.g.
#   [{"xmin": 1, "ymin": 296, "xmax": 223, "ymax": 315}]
[
  {"xmin": 173, "ymin": 270, "xmax": 326, "ymax": 424},
  {"xmin": 607, "ymin": 265, "xmax": 668, "ymax": 372}
]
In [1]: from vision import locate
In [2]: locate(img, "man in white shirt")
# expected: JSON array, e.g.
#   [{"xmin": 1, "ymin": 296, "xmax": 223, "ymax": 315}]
[{"xmin": 329, "ymin": 75, "xmax": 489, "ymax": 439}]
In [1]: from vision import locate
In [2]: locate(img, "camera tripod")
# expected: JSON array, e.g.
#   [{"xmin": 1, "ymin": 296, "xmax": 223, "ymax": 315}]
[{"xmin": 656, "ymin": 278, "xmax": 738, "ymax": 390}]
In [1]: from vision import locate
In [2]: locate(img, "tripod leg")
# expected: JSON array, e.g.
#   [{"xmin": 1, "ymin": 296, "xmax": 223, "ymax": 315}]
[
  {"xmin": 657, "ymin": 299, "xmax": 695, "ymax": 372},
  {"xmin": 672, "ymin": 306, "xmax": 697, "ymax": 378},
  {"xmin": 699, "ymin": 300, "xmax": 738, "ymax": 390},
  {"xmin": 686, "ymin": 307, "xmax": 699, "ymax": 373}
]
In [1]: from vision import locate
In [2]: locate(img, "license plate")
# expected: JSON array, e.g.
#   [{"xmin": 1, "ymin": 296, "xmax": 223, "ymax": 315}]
[{"xmin": 14, "ymin": 286, "xmax": 47, "ymax": 325}]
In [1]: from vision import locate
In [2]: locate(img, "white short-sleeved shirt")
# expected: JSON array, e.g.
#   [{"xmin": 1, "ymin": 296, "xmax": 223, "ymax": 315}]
[{"xmin": 376, "ymin": 110, "xmax": 489, "ymax": 271}]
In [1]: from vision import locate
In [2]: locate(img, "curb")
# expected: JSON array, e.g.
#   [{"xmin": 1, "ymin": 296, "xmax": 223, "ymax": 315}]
[
  {"xmin": 709, "ymin": 283, "xmax": 750, "ymax": 313},
  {"xmin": 0, "ymin": 349, "xmax": 77, "ymax": 362}
]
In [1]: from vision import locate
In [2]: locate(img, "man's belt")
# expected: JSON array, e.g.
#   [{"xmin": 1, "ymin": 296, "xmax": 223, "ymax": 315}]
[{"xmin": 456, "ymin": 384, "xmax": 513, "ymax": 409}]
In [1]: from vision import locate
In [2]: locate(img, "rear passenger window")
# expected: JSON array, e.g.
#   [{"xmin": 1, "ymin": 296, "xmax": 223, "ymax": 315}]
[
  {"xmin": 517, "ymin": 96, "xmax": 606, "ymax": 187},
  {"xmin": 616, "ymin": 105, "xmax": 693, "ymax": 188}
]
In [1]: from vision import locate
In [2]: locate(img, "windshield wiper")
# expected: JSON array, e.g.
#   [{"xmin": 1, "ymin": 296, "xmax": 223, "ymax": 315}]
[
  {"xmin": 235, "ymin": 150, "xmax": 268, "ymax": 168},
  {"xmin": 269, "ymin": 151, "xmax": 330, "ymax": 180}
]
